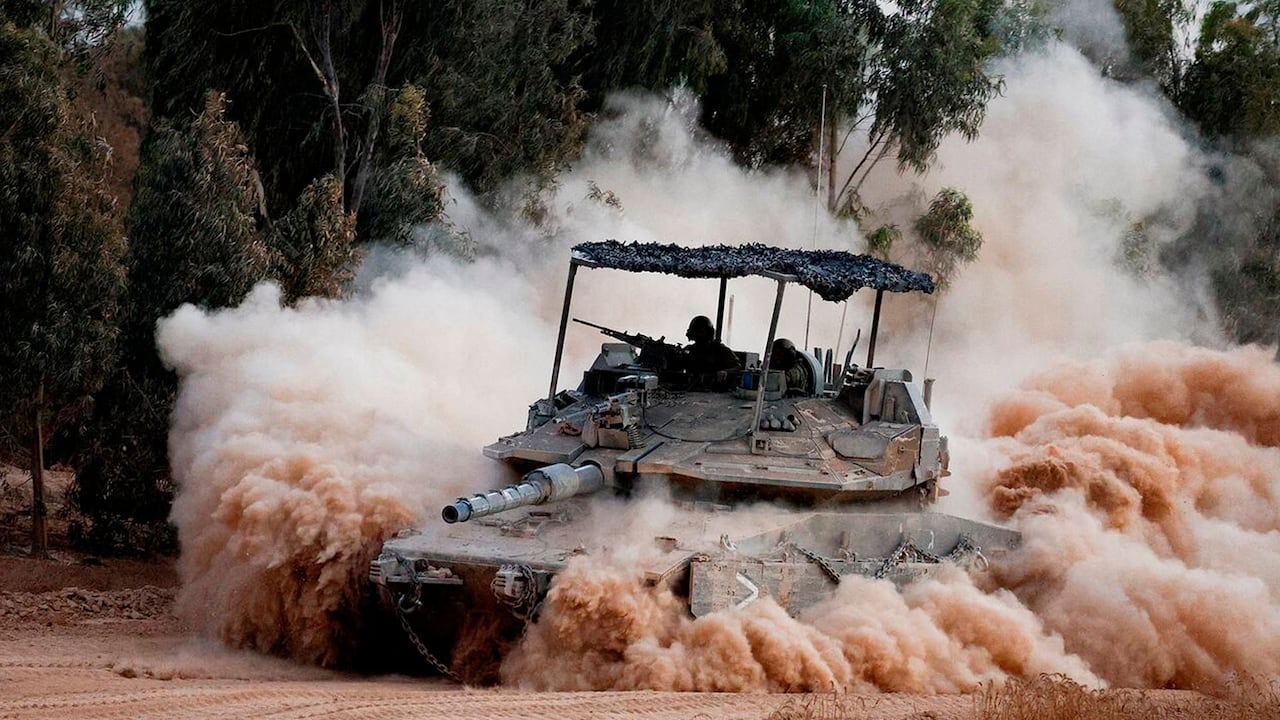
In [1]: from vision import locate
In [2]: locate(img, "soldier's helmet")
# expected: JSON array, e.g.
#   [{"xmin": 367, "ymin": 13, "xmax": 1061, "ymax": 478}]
[
  {"xmin": 686, "ymin": 315, "xmax": 715, "ymax": 343},
  {"xmin": 770, "ymin": 338, "xmax": 798, "ymax": 368}
]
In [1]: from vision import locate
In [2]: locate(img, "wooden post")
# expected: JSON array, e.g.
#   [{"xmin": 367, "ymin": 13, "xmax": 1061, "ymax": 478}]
[{"xmin": 29, "ymin": 383, "xmax": 47, "ymax": 559}]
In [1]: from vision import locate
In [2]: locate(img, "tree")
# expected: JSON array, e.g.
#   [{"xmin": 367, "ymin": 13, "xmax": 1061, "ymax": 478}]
[
  {"xmin": 143, "ymin": 0, "xmax": 589, "ymax": 209},
  {"xmin": 0, "ymin": 19, "xmax": 128, "ymax": 557},
  {"xmin": 1112, "ymin": 0, "xmax": 1186, "ymax": 88},
  {"xmin": 834, "ymin": 0, "xmax": 1007, "ymax": 211},
  {"xmin": 913, "ymin": 187, "xmax": 983, "ymax": 287},
  {"xmin": 574, "ymin": 0, "xmax": 1010, "ymax": 206},
  {"xmin": 1179, "ymin": 0, "xmax": 1280, "ymax": 140},
  {"xmin": 70, "ymin": 92, "xmax": 274, "ymax": 550},
  {"xmin": 356, "ymin": 84, "xmax": 447, "ymax": 247}
]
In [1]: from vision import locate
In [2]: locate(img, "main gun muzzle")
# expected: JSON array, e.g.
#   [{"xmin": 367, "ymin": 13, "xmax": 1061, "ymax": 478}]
[{"xmin": 442, "ymin": 463, "xmax": 604, "ymax": 524}]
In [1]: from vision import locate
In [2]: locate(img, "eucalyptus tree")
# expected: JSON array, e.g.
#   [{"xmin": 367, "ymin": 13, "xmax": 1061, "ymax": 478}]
[{"xmin": 0, "ymin": 17, "xmax": 128, "ymax": 556}]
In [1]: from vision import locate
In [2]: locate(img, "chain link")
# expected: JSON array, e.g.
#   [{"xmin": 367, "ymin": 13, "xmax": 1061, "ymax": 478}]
[
  {"xmin": 873, "ymin": 533, "xmax": 987, "ymax": 579},
  {"xmin": 789, "ymin": 543, "xmax": 843, "ymax": 584},
  {"xmin": 393, "ymin": 588, "xmax": 461, "ymax": 682}
]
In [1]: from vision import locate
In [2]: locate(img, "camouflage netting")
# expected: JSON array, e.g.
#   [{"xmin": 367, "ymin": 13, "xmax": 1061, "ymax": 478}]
[{"xmin": 572, "ymin": 241, "xmax": 935, "ymax": 301}]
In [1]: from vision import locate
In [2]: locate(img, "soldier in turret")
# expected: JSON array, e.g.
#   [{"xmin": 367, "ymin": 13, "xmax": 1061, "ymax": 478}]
[
  {"xmin": 769, "ymin": 338, "xmax": 815, "ymax": 396},
  {"xmin": 681, "ymin": 315, "xmax": 740, "ymax": 390}
]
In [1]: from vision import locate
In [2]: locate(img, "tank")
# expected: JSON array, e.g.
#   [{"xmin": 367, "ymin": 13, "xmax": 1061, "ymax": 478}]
[{"xmin": 370, "ymin": 241, "xmax": 1020, "ymax": 680}]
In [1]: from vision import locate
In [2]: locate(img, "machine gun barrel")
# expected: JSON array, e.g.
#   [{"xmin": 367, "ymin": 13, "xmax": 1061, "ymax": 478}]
[
  {"xmin": 442, "ymin": 463, "xmax": 604, "ymax": 524},
  {"xmin": 571, "ymin": 317, "xmax": 652, "ymax": 348}
]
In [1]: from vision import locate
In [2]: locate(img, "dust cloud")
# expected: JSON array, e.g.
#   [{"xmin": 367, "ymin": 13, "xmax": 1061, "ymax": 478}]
[
  {"xmin": 504, "ymin": 561, "xmax": 1096, "ymax": 692},
  {"xmin": 161, "ymin": 265, "xmax": 551, "ymax": 665},
  {"xmin": 981, "ymin": 342, "xmax": 1280, "ymax": 690},
  {"xmin": 159, "ymin": 28, "xmax": 1279, "ymax": 695}
]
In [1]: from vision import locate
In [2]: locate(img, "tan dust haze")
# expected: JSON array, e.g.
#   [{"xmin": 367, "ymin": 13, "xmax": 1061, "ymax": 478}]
[{"xmin": 160, "ymin": 38, "xmax": 1279, "ymax": 694}]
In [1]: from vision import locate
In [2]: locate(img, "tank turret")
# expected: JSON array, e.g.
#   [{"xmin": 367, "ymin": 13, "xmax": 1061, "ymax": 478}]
[{"xmin": 441, "ymin": 463, "xmax": 604, "ymax": 523}]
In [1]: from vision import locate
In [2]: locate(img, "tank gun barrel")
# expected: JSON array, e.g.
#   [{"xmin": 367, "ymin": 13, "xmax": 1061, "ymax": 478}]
[{"xmin": 442, "ymin": 463, "xmax": 604, "ymax": 524}]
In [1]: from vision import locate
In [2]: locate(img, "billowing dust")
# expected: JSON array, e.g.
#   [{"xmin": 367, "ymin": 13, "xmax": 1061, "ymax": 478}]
[
  {"xmin": 980, "ymin": 342, "xmax": 1280, "ymax": 690},
  {"xmin": 159, "ymin": 41, "xmax": 1280, "ymax": 694},
  {"xmin": 161, "ymin": 266, "xmax": 550, "ymax": 666},
  {"xmin": 504, "ymin": 562, "xmax": 1094, "ymax": 693},
  {"xmin": 505, "ymin": 342, "xmax": 1280, "ymax": 693}
]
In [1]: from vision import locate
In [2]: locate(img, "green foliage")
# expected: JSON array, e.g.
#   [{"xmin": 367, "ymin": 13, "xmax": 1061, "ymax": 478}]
[
  {"xmin": 578, "ymin": 0, "xmax": 1013, "ymax": 186},
  {"xmin": 580, "ymin": 0, "xmax": 871, "ymax": 168},
  {"xmin": 358, "ymin": 85, "xmax": 446, "ymax": 247},
  {"xmin": 866, "ymin": 224, "xmax": 902, "ymax": 259},
  {"xmin": 402, "ymin": 0, "xmax": 593, "ymax": 195},
  {"xmin": 73, "ymin": 89, "xmax": 365, "ymax": 552},
  {"xmin": 126, "ymin": 92, "xmax": 274, "ymax": 316},
  {"xmin": 144, "ymin": 0, "xmax": 589, "ymax": 209},
  {"xmin": 0, "ymin": 19, "xmax": 127, "ymax": 428},
  {"xmin": 270, "ymin": 174, "xmax": 358, "ymax": 300},
  {"xmin": 69, "ymin": 91, "xmax": 274, "ymax": 550},
  {"xmin": 0, "ymin": 15, "xmax": 127, "ymax": 552},
  {"xmin": 869, "ymin": 0, "xmax": 1006, "ymax": 174},
  {"xmin": 1112, "ymin": 0, "xmax": 1186, "ymax": 87},
  {"xmin": 914, "ymin": 187, "xmax": 983, "ymax": 287},
  {"xmin": 1179, "ymin": 1, "xmax": 1280, "ymax": 139},
  {"xmin": 1, "ymin": 0, "xmax": 131, "ymax": 53}
]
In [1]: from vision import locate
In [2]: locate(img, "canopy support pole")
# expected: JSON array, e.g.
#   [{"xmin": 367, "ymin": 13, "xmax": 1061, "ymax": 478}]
[
  {"xmin": 866, "ymin": 288, "xmax": 884, "ymax": 368},
  {"xmin": 751, "ymin": 279, "xmax": 787, "ymax": 453},
  {"xmin": 548, "ymin": 262, "xmax": 579, "ymax": 402},
  {"xmin": 714, "ymin": 277, "xmax": 728, "ymax": 341}
]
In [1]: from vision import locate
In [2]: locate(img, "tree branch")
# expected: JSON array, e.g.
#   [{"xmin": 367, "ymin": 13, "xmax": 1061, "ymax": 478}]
[
  {"xmin": 289, "ymin": 7, "xmax": 345, "ymax": 186},
  {"xmin": 350, "ymin": 0, "xmax": 403, "ymax": 217},
  {"xmin": 835, "ymin": 129, "xmax": 887, "ymax": 208}
]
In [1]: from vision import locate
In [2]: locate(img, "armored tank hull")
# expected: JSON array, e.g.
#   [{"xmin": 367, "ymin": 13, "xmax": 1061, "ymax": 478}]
[{"xmin": 369, "ymin": 241, "xmax": 1020, "ymax": 680}]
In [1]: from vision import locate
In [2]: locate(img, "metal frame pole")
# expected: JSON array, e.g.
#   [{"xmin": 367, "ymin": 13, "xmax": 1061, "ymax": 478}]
[
  {"xmin": 714, "ymin": 277, "xmax": 728, "ymax": 341},
  {"xmin": 548, "ymin": 262, "xmax": 579, "ymax": 401},
  {"xmin": 751, "ymin": 280, "xmax": 787, "ymax": 451},
  {"xmin": 866, "ymin": 288, "xmax": 884, "ymax": 368}
]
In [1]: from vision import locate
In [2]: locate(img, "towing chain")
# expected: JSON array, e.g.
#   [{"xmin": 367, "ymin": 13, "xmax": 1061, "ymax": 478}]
[
  {"xmin": 943, "ymin": 534, "xmax": 989, "ymax": 571},
  {"xmin": 874, "ymin": 538, "xmax": 939, "ymax": 579},
  {"xmin": 789, "ymin": 543, "xmax": 843, "ymax": 584},
  {"xmin": 874, "ymin": 534, "xmax": 988, "ymax": 579},
  {"xmin": 393, "ymin": 584, "xmax": 461, "ymax": 683}
]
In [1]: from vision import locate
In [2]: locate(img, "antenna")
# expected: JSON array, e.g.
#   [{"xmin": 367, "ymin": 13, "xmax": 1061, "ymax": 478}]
[
  {"xmin": 803, "ymin": 84, "xmax": 828, "ymax": 350},
  {"xmin": 923, "ymin": 292, "xmax": 940, "ymax": 379}
]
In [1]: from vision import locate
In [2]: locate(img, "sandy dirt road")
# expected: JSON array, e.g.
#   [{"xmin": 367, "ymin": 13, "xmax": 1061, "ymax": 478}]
[{"xmin": 0, "ymin": 621, "xmax": 972, "ymax": 720}]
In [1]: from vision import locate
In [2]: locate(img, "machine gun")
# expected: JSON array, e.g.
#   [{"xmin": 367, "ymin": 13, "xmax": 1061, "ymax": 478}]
[{"xmin": 572, "ymin": 318, "xmax": 683, "ymax": 371}]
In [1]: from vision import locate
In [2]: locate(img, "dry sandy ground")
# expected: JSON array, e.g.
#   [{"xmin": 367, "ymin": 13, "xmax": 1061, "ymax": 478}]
[{"xmin": 0, "ymin": 555, "xmax": 1253, "ymax": 720}]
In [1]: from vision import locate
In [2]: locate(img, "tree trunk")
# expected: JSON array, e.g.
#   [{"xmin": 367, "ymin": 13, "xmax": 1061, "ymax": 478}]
[
  {"xmin": 29, "ymin": 383, "xmax": 48, "ymax": 559},
  {"xmin": 48, "ymin": 0, "xmax": 62, "ymax": 40},
  {"xmin": 349, "ymin": 1, "xmax": 402, "ymax": 217}
]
